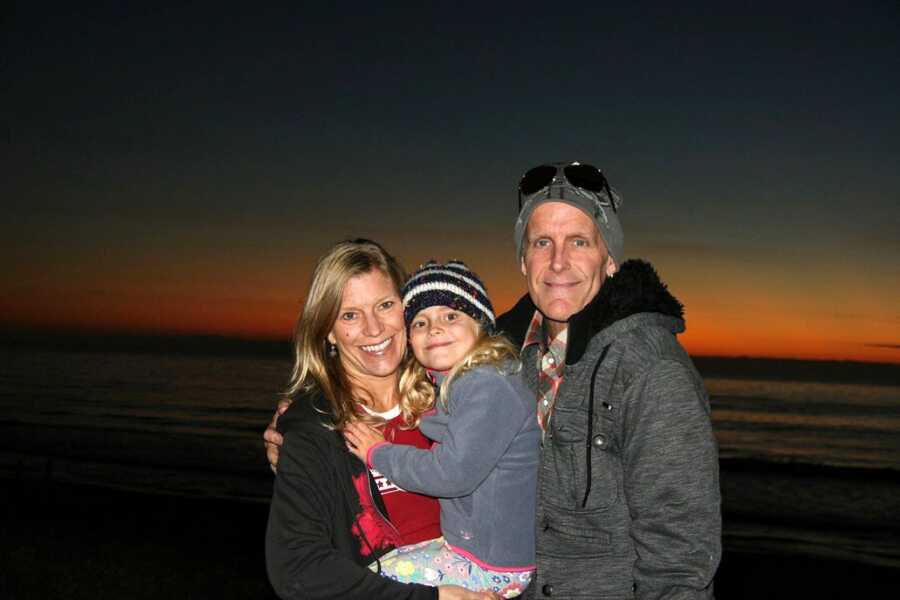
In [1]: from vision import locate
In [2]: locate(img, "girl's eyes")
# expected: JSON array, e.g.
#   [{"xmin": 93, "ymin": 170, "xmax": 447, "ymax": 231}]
[
  {"xmin": 411, "ymin": 320, "xmax": 426, "ymax": 329},
  {"xmin": 445, "ymin": 311, "xmax": 459, "ymax": 321}
]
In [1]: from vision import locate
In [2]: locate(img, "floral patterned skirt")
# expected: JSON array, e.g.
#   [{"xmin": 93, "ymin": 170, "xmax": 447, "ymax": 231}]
[{"xmin": 370, "ymin": 537, "xmax": 532, "ymax": 598}]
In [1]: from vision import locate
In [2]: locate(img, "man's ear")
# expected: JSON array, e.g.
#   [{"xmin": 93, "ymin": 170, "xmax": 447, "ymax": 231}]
[
  {"xmin": 520, "ymin": 254, "xmax": 527, "ymax": 277},
  {"xmin": 606, "ymin": 257, "xmax": 618, "ymax": 278}
]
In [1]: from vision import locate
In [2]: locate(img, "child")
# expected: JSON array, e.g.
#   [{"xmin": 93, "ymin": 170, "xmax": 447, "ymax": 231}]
[{"xmin": 344, "ymin": 260, "xmax": 540, "ymax": 599}]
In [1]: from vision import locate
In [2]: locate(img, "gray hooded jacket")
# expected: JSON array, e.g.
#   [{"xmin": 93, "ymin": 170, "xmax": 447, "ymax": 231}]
[{"xmin": 498, "ymin": 260, "xmax": 721, "ymax": 599}]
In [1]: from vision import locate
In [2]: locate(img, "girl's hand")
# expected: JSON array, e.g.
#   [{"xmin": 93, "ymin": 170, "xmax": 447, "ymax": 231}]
[{"xmin": 343, "ymin": 422, "xmax": 386, "ymax": 463}]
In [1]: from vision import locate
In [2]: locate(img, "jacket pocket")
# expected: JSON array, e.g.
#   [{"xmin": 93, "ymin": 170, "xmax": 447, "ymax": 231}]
[
  {"xmin": 543, "ymin": 408, "xmax": 620, "ymax": 511},
  {"xmin": 536, "ymin": 516, "xmax": 635, "ymax": 599},
  {"xmin": 535, "ymin": 553, "xmax": 635, "ymax": 599},
  {"xmin": 540, "ymin": 518, "xmax": 610, "ymax": 557}
]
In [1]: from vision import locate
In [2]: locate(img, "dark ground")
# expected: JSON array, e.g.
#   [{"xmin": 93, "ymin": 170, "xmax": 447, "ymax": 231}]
[{"xmin": 2, "ymin": 480, "xmax": 898, "ymax": 599}]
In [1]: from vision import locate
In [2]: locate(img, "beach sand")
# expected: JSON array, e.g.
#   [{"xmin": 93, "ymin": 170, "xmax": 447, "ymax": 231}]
[
  {"xmin": 2, "ymin": 478, "xmax": 898, "ymax": 599},
  {"xmin": 2, "ymin": 479, "xmax": 277, "ymax": 599}
]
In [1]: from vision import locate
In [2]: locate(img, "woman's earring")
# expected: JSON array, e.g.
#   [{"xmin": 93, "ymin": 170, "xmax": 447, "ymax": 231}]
[{"xmin": 328, "ymin": 342, "xmax": 338, "ymax": 358}]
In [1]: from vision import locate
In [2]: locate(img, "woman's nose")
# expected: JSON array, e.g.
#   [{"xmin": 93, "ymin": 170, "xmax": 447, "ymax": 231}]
[{"xmin": 363, "ymin": 313, "xmax": 384, "ymax": 337}]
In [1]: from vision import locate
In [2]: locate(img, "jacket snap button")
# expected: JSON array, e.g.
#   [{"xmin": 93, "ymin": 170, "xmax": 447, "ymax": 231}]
[
  {"xmin": 592, "ymin": 434, "xmax": 607, "ymax": 448},
  {"xmin": 542, "ymin": 583, "xmax": 554, "ymax": 596}
]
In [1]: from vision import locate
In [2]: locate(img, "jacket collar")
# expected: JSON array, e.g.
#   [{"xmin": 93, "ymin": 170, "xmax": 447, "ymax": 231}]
[{"xmin": 497, "ymin": 259, "xmax": 685, "ymax": 365}]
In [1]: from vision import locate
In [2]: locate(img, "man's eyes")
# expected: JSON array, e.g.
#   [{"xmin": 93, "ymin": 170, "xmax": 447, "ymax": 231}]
[{"xmin": 532, "ymin": 238, "xmax": 589, "ymax": 248}]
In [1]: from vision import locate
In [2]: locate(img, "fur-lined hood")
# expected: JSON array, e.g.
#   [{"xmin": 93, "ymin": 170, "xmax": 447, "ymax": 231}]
[{"xmin": 497, "ymin": 259, "xmax": 685, "ymax": 365}]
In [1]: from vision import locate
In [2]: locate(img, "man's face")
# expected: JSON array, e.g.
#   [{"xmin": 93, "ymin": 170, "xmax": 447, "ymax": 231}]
[{"xmin": 520, "ymin": 202, "xmax": 615, "ymax": 325}]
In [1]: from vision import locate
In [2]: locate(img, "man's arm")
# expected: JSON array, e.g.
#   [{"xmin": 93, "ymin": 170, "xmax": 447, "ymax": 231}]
[{"xmin": 622, "ymin": 359, "xmax": 721, "ymax": 599}]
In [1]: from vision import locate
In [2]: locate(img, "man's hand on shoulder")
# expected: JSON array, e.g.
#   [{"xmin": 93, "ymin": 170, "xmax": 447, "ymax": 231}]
[{"xmin": 263, "ymin": 398, "xmax": 292, "ymax": 473}]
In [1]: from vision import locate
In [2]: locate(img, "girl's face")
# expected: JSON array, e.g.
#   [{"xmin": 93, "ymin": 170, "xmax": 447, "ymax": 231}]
[
  {"xmin": 328, "ymin": 269, "xmax": 406, "ymax": 385},
  {"xmin": 408, "ymin": 305, "xmax": 481, "ymax": 371}
]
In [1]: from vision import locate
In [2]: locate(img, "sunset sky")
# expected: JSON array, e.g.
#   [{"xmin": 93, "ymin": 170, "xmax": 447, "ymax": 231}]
[{"xmin": 4, "ymin": 3, "xmax": 899, "ymax": 363}]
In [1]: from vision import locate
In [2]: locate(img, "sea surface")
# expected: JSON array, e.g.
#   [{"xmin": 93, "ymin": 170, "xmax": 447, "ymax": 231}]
[{"xmin": 2, "ymin": 348, "xmax": 899, "ymax": 565}]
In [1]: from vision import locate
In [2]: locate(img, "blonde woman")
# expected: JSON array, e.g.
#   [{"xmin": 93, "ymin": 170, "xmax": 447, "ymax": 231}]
[{"xmin": 265, "ymin": 240, "xmax": 496, "ymax": 600}]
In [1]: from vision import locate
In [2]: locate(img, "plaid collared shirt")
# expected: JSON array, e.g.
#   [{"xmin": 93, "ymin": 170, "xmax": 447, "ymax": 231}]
[{"xmin": 521, "ymin": 310, "xmax": 568, "ymax": 433}]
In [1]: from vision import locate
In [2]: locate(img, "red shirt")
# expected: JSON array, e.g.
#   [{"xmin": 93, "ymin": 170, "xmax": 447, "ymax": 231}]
[{"xmin": 376, "ymin": 412, "xmax": 442, "ymax": 545}]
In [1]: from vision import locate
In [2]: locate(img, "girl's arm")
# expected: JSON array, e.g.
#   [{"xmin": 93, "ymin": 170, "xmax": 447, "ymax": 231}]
[{"xmin": 347, "ymin": 370, "xmax": 530, "ymax": 498}]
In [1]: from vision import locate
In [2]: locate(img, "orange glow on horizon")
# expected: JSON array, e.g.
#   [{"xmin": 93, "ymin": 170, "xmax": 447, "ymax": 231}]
[
  {"xmin": 4, "ymin": 285, "xmax": 897, "ymax": 365},
  {"xmin": 3, "ymin": 243, "xmax": 898, "ymax": 366}
]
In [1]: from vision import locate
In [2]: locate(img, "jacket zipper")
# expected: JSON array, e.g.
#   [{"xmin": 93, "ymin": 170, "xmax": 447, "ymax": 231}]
[
  {"xmin": 364, "ymin": 466, "xmax": 404, "ymax": 543},
  {"xmin": 582, "ymin": 344, "xmax": 611, "ymax": 508}
]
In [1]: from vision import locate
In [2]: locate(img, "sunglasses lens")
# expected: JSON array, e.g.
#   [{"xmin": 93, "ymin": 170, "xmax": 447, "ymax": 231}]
[
  {"xmin": 518, "ymin": 165, "xmax": 558, "ymax": 196},
  {"xmin": 564, "ymin": 164, "xmax": 607, "ymax": 193}
]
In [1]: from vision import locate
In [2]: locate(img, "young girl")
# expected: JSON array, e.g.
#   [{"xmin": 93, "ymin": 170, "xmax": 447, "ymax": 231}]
[{"xmin": 344, "ymin": 260, "xmax": 540, "ymax": 599}]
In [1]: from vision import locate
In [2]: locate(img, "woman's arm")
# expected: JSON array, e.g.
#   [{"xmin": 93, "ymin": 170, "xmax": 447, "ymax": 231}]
[
  {"xmin": 266, "ymin": 421, "xmax": 436, "ymax": 600},
  {"xmin": 268, "ymin": 420, "xmax": 499, "ymax": 600}
]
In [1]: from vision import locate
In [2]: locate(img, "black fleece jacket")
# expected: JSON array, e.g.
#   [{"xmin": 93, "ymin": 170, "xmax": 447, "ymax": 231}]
[{"xmin": 265, "ymin": 390, "xmax": 437, "ymax": 600}]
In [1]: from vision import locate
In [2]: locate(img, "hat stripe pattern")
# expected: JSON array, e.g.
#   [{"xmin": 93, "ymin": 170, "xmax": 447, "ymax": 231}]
[
  {"xmin": 404, "ymin": 267, "xmax": 490, "ymax": 299},
  {"xmin": 403, "ymin": 281, "xmax": 496, "ymax": 324},
  {"xmin": 402, "ymin": 261, "xmax": 496, "ymax": 331}
]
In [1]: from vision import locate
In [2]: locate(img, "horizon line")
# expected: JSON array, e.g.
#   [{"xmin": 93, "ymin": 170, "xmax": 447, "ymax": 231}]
[{"xmin": 2, "ymin": 328, "xmax": 899, "ymax": 370}]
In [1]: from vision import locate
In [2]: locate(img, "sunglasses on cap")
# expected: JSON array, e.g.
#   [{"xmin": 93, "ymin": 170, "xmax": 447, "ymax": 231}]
[{"xmin": 517, "ymin": 162, "xmax": 618, "ymax": 213}]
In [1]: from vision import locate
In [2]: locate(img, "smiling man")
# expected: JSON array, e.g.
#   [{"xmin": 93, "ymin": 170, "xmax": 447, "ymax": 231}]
[{"xmin": 497, "ymin": 162, "xmax": 721, "ymax": 599}]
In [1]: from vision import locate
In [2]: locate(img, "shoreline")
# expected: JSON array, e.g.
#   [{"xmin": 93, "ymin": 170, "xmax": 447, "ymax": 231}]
[{"xmin": 3, "ymin": 478, "xmax": 899, "ymax": 599}]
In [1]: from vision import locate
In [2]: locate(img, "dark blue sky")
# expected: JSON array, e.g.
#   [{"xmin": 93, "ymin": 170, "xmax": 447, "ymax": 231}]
[{"xmin": 4, "ymin": 2, "xmax": 899, "ymax": 361}]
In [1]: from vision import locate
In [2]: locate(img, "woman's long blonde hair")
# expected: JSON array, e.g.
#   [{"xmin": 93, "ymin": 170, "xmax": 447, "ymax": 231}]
[
  {"xmin": 398, "ymin": 327, "xmax": 519, "ymax": 426},
  {"xmin": 285, "ymin": 239, "xmax": 429, "ymax": 429}
]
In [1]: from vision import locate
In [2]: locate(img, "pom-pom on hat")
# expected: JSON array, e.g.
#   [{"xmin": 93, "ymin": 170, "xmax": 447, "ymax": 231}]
[{"xmin": 402, "ymin": 261, "xmax": 496, "ymax": 333}]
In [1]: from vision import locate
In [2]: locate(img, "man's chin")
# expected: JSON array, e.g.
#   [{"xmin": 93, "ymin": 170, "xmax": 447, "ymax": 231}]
[{"xmin": 538, "ymin": 301, "xmax": 578, "ymax": 324}]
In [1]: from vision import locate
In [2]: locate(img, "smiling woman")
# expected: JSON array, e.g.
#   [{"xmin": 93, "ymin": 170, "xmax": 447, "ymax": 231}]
[
  {"xmin": 265, "ymin": 239, "xmax": 493, "ymax": 600},
  {"xmin": 327, "ymin": 270, "xmax": 408, "ymax": 406}
]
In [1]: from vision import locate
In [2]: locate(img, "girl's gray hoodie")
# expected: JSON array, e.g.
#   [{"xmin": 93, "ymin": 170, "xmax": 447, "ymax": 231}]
[{"xmin": 368, "ymin": 364, "xmax": 540, "ymax": 570}]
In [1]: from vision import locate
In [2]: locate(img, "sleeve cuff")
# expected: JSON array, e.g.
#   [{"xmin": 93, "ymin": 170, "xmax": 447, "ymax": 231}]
[{"xmin": 366, "ymin": 441, "xmax": 390, "ymax": 468}]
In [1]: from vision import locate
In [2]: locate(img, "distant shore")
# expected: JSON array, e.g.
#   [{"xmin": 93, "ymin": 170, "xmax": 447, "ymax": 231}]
[
  {"xmin": 2, "ymin": 330, "xmax": 898, "ymax": 385},
  {"xmin": 2, "ymin": 477, "xmax": 899, "ymax": 599}
]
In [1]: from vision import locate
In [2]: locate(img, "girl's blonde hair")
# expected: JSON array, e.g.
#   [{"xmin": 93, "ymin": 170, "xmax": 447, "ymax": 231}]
[
  {"xmin": 285, "ymin": 239, "xmax": 430, "ymax": 429},
  {"xmin": 398, "ymin": 326, "xmax": 519, "ymax": 426}
]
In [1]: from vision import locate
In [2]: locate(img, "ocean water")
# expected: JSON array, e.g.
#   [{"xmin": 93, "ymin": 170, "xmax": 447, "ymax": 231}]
[
  {"xmin": 1, "ymin": 348, "xmax": 899, "ymax": 564},
  {"xmin": 707, "ymin": 377, "xmax": 900, "ymax": 470}
]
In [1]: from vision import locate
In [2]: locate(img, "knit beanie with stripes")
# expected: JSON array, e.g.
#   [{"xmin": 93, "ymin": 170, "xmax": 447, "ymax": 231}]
[{"xmin": 401, "ymin": 260, "xmax": 496, "ymax": 333}]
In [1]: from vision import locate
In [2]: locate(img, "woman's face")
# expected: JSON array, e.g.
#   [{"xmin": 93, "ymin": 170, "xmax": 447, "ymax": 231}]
[{"xmin": 327, "ymin": 269, "xmax": 406, "ymax": 385}]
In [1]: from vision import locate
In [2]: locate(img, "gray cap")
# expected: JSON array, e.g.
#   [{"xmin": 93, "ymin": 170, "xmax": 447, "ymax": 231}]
[{"xmin": 514, "ymin": 174, "xmax": 624, "ymax": 266}]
